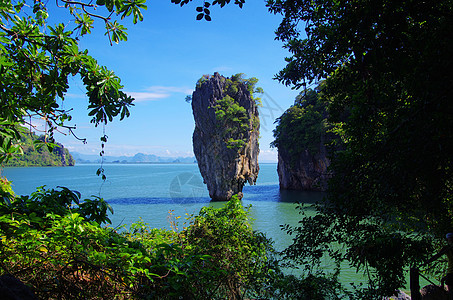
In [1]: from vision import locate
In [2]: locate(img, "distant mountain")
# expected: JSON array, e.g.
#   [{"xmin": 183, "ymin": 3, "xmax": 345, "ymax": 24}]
[{"xmin": 72, "ymin": 152, "xmax": 196, "ymax": 164}]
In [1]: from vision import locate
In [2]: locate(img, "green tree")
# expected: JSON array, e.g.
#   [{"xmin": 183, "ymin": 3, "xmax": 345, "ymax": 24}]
[
  {"xmin": 0, "ymin": 0, "xmax": 246, "ymax": 172},
  {"xmin": 183, "ymin": 196, "xmax": 273, "ymax": 299},
  {"xmin": 267, "ymin": 0, "xmax": 453, "ymax": 298},
  {"xmin": 0, "ymin": 0, "xmax": 149, "ymax": 196},
  {"xmin": 271, "ymin": 87, "xmax": 328, "ymax": 161},
  {"xmin": 4, "ymin": 128, "xmax": 75, "ymax": 167},
  {"xmin": 210, "ymin": 73, "xmax": 261, "ymax": 150}
]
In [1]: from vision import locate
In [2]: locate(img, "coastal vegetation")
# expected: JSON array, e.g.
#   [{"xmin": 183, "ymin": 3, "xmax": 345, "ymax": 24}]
[
  {"xmin": 271, "ymin": 85, "xmax": 332, "ymax": 191},
  {"xmin": 0, "ymin": 188, "xmax": 327, "ymax": 299},
  {"xmin": 3, "ymin": 128, "xmax": 75, "ymax": 167},
  {"xmin": 268, "ymin": 0, "xmax": 453, "ymax": 298}
]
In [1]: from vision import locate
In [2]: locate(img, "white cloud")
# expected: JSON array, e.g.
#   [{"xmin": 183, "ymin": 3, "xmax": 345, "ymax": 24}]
[
  {"xmin": 127, "ymin": 86, "xmax": 194, "ymax": 103},
  {"xmin": 127, "ymin": 91, "xmax": 170, "ymax": 102},
  {"xmin": 145, "ymin": 86, "xmax": 194, "ymax": 95},
  {"xmin": 259, "ymin": 149, "xmax": 278, "ymax": 163}
]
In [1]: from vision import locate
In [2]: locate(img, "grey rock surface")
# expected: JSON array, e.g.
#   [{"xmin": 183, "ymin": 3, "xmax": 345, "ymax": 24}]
[
  {"xmin": 277, "ymin": 137, "xmax": 331, "ymax": 192},
  {"xmin": 191, "ymin": 73, "xmax": 259, "ymax": 201}
]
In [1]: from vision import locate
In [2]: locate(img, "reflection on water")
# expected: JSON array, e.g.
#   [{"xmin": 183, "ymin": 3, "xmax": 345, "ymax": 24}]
[
  {"xmin": 243, "ymin": 183, "xmax": 325, "ymax": 203},
  {"xmin": 107, "ymin": 186, "xmax": 325, "ymax": 206},
  {"xmin": 107, "ymin": 196, "xmax": 211, "ymax": 205},
  {"xmin": 277, "ymin": 189, "xmax": 325, "ymax": 203}
]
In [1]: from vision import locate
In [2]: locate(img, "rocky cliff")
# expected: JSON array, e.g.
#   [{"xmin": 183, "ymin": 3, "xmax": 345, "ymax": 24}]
[
  {"xmin": 277, "ymin": 140, "xmax": 331, "ymax": 191},
  {"xmin": 272, "ymin": 88, "xmax": 332, "ymax": 191},
  {"xmin": 191, "ymin": 73, "xmax": 260, "ymax": 201}
]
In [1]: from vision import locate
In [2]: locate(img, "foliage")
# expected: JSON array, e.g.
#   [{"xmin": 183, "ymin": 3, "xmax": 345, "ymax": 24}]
[
  {"xmin": 215, "ymin": 95, "xmax": 249, "ymax": 150},
  {"xmin": 271, "ymin": 86, "xmax": 328, "ymax": 163},
  {"xmin": 3, "ymin": 127, "xmax": 75, "ymax": 167},
  {"xmin": 171, "ymin": 0, "xmax": 245, "ymax": 21},
  {"xmin": 268, "ymin": 0, "xmax": 453, "ymax": 298},
  {"xmin": 0, "ymin": 185, "xmax": 113, "ymax": 225},
  {"xmin": 0, "ymin": 176, "xmax": 15, "ymax": 205},
  {"xmin": 0, "ymin": 188, "xmax": 299, "ymax": 299},
  {"xmin": 196, "ymin": 74, "xmax": 211, "ymax": 89},
  {"xmin": 211, "ymin": 73, "xmax": 261, "ymax": 150},
  {"xmin": 0, "ymin": 0, "xmax": 145, "ymax": 167},
  {"xmin": 183, "ymin": 196, "xmax": 269, "ymax": 299}
]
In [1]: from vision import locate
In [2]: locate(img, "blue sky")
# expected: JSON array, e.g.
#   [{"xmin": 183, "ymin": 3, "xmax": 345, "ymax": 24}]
[{"xmin": 50, "ymin": 1, "xmax": 302, "ymax": 162}]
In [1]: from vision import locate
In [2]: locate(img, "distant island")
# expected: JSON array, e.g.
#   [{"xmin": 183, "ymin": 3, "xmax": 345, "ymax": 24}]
[
  {"xmin": 3, "ymin": 128, "xmax": 195, "ymax": 167},
  {"xmin": 72, "ymin": 152, "xmax": 196, "ymax": 164},
  {"xmin": 4, "ymin": 129, "xmax": 75, "ymax": 167}
]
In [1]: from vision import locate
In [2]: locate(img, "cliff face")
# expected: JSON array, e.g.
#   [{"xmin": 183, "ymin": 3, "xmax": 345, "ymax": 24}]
[
  {"xmin": 272, "ymin": 88, "xmax": 333, "ymax": 192},
  {"xmin": 191, "ymin": 73, "xmax": 259, "ymax": 201},
  {"xmin": 277, "ymin": 140, "xmax": 331, "ymax": 191},
  {"xmin": 52, "ymin": 142, "xmax": 75, "ymax": 166}
]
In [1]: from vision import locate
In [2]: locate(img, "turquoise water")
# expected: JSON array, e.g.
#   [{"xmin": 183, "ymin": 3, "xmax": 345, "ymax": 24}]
[
  {"xmin": 2, "ymin": 163, "xmax": 320, "ymax": 247},
  {"xmin": 2, "ymin": 163, "xmax": 366, "ymax": 284}
]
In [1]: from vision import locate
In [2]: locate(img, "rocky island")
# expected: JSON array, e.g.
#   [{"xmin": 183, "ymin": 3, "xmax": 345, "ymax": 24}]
[
  {"xmin": 190, "ymin": 73, "xmax": 260, "ymax": 201},
  {"xmin": 272, "ymin": 88, "xmax": 332, "ymax": 191},
  {"xmin": 4, "ymin": 128, "xmax": 75, "ymax": 167}
]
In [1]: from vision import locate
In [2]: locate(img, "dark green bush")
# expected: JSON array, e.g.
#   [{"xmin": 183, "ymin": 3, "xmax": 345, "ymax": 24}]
[{"xmin": 0, "ymin": 188, "xmax": 299, "ymax": 299}]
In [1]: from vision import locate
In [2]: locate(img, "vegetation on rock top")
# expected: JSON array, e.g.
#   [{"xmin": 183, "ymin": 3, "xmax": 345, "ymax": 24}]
[
  {"xmin": 215, "ymin": 73, "xmax": 261, "ymax": 150},
  {"xmin": 3, "ymin": 128, "xmax": 75, "ymax": 167},
  {"xmin": 271, "ymin": 85, "xmax": 329, "ymax": 163}
]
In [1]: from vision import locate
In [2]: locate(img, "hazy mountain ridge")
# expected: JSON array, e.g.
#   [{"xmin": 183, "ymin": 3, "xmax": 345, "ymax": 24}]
[{"xmin": 72, "ymin": 152, "xmax": 196, "ymax": 164}]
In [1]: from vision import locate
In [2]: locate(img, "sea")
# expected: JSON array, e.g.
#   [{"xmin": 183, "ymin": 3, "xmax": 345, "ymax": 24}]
[
  {"xmin": 2, "ymin": 163, "xmax": 321, "ymax": 250},
  {"xmin": 3, "ymin": 163, "xmax": 416, "ymax": 290}
]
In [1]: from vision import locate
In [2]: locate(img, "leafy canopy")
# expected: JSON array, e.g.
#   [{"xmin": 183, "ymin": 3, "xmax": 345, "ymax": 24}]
[
  {"xmin": 268, "ymin": 0, "xmax": 453, "ymax": 298},
  {"xmin": 0, "ymin": 188, "xmax": 305, "ymax": 299},
  {"xmin": 0, "ymin": 0, "xmax": 246, "ymax": 170},
  {"xmin": 0, "ymin": 0, "xmax": 148, "ymax": 166},
  {"xmin": 272, "ymin": 86, "xmax": 328, "ymax": 160}
]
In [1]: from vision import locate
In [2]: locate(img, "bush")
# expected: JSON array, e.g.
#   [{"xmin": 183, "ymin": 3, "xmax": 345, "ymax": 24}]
[
  {"xmin": 0, "ymin": 188, "xmax": 288, "ymax": 299},
  {"xmin": 181, "ymin": 195, "xmax": 276, "ymax": 299}
]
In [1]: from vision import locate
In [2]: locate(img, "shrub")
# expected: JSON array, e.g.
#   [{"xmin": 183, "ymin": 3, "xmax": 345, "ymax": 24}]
[{"xmin": 0, "ymin": 189, "xmax": 286, "ymax": 299}]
